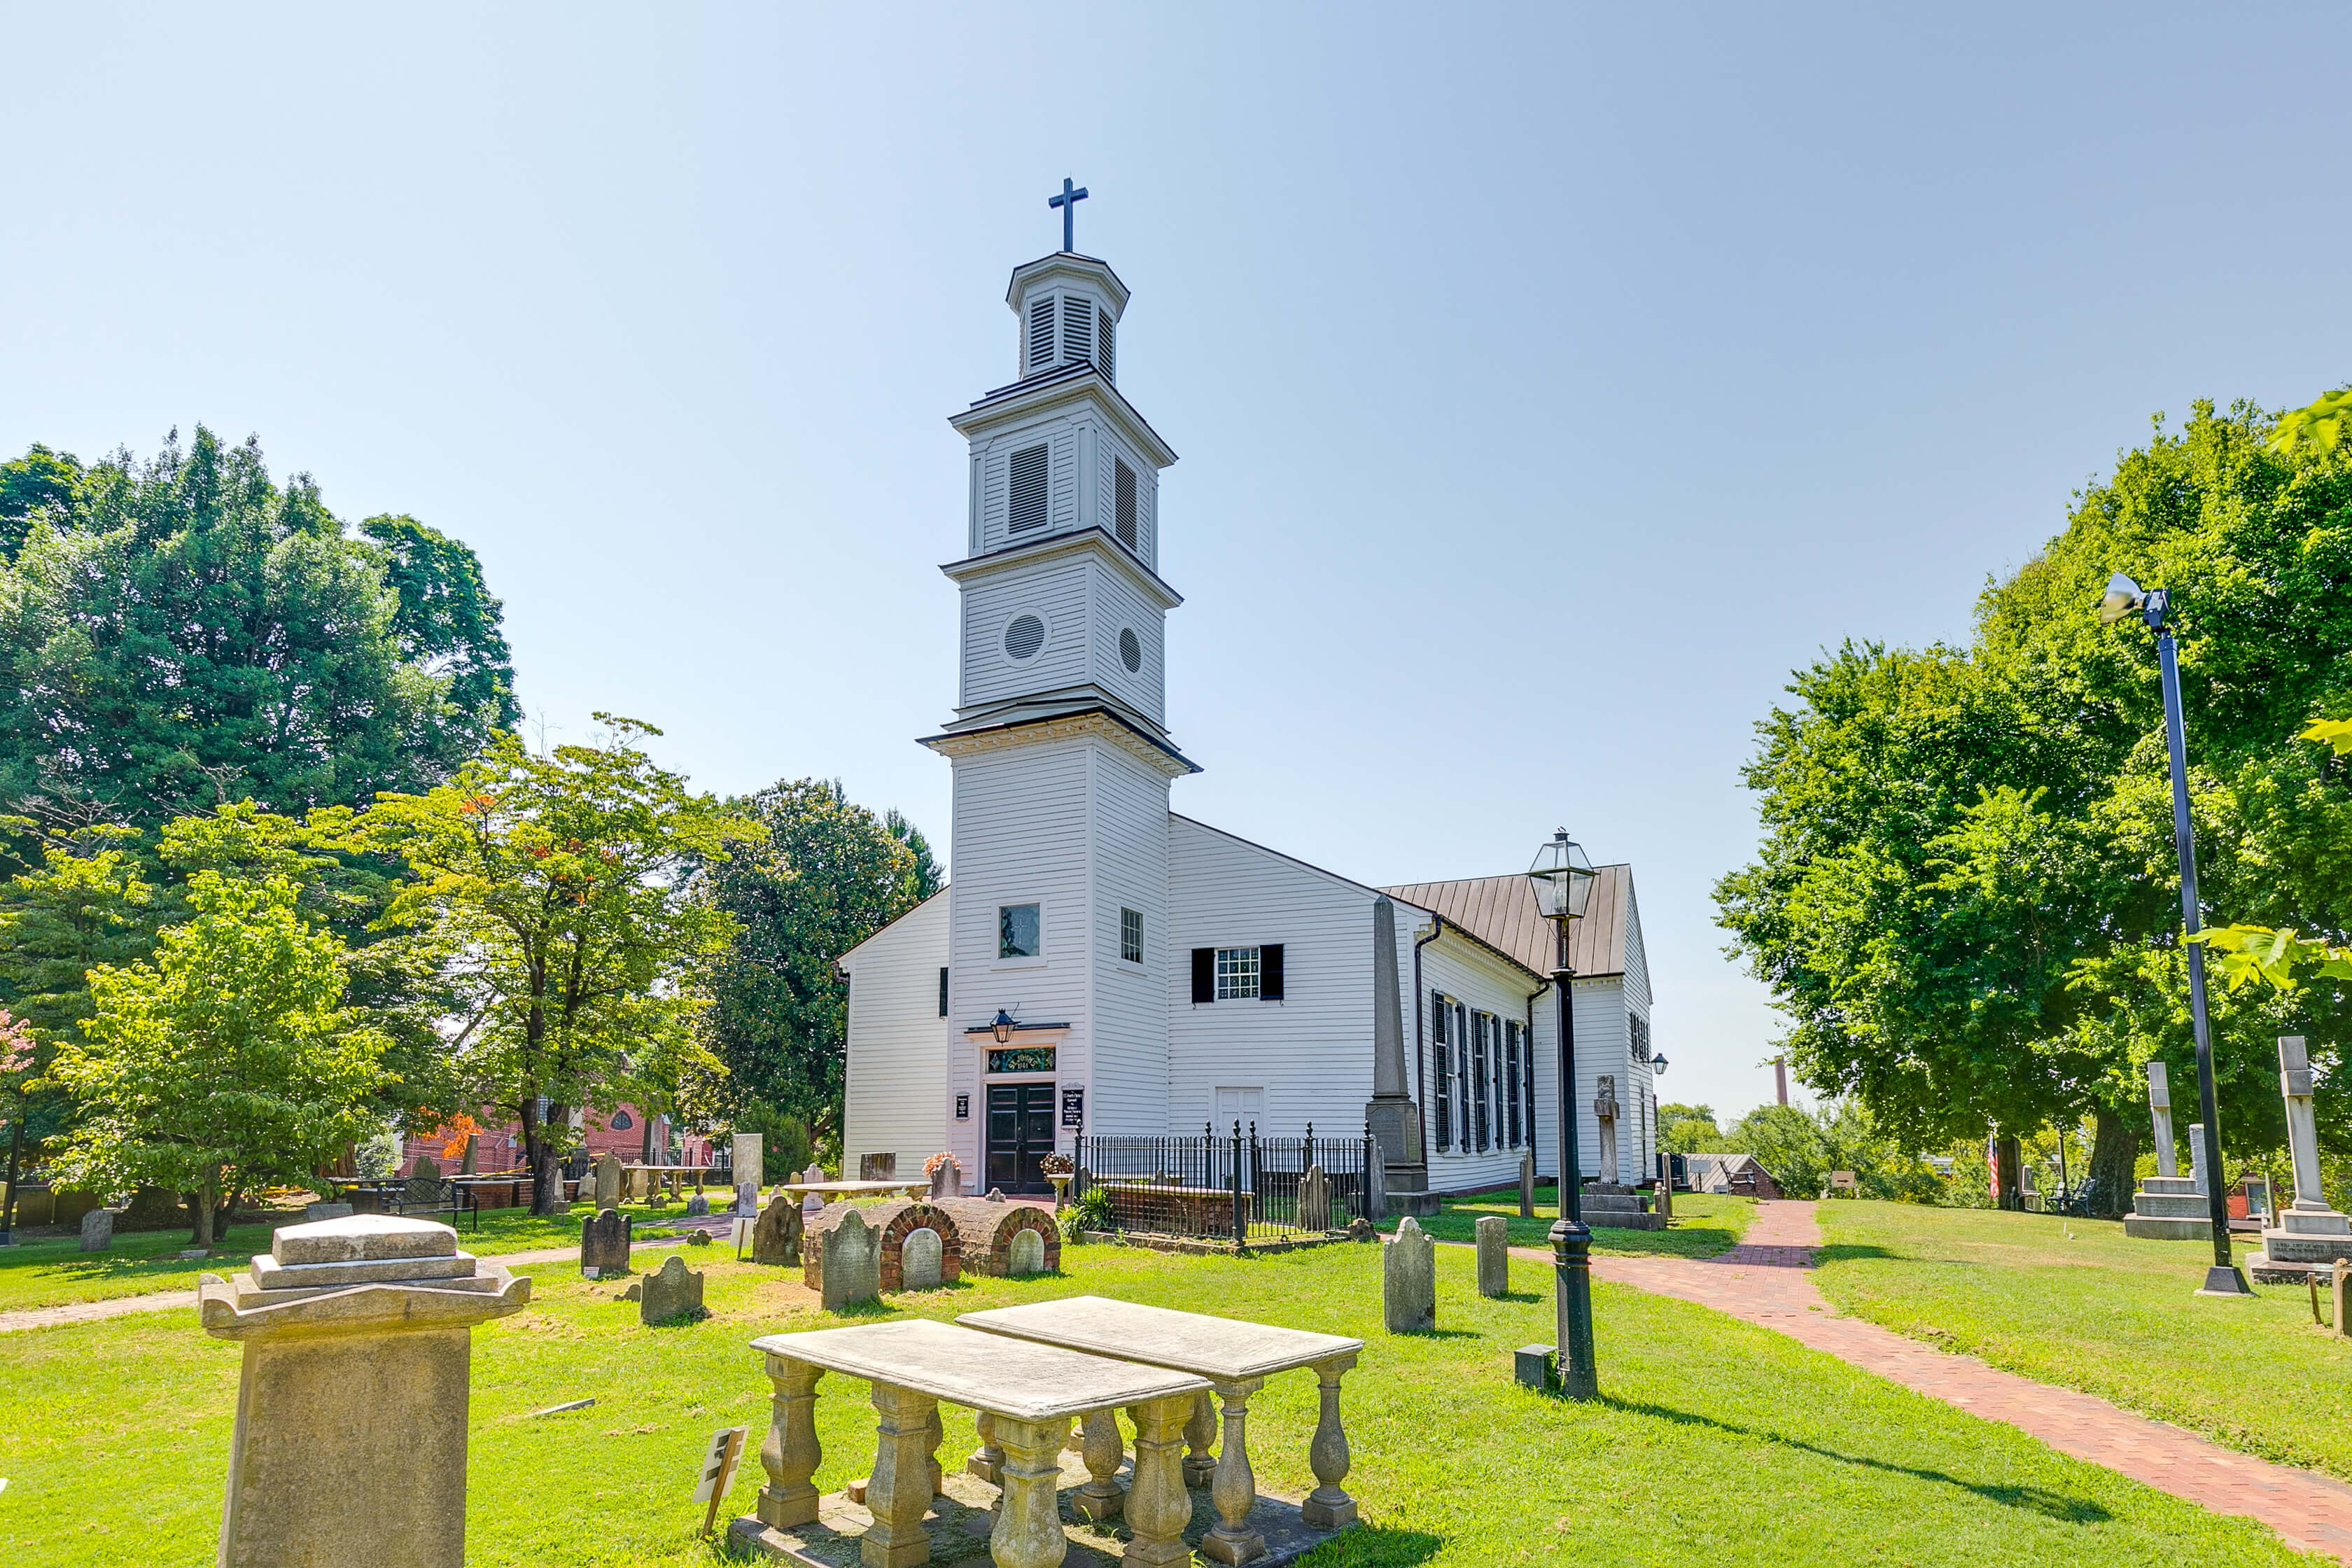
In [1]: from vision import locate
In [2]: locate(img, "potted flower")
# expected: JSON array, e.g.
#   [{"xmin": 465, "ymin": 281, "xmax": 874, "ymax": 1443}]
[{"xmin": 1040, "ymin": 1152, "xmax": 1074, "ymax": 1210}]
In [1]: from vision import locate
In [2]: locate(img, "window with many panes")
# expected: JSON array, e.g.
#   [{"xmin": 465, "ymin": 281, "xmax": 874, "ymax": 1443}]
[
  {"xmin": 998, "ymin": 902, "xmax": 1042, "ymax": 959},
  {"xmin": 1431, "ymin": 990, "xmax": 1452, "ymax": 1149},
  {"xmin": 1505, "ymin": 1021, "xmax": 1522, "ymax": 1147},
  {"xmin": 1471, "ymin": 1013, "xmax": 1492, "ymax": 1151},
  {"xmin": 1120, "ymin": 907, "xmax": 1143, "ymax": 965},
  {"xmin": 1214, "ymin": 946, "xmax": 1259, "ymax": 1000}
]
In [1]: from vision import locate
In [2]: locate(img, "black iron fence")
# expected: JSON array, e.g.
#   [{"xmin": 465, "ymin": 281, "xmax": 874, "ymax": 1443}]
[{"xmin": 1072, "ymin": 1123, "xmax": 1377, "ymax": 1243}]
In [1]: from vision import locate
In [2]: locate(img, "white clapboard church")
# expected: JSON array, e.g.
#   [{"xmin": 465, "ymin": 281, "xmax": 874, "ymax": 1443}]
[{"xmin": 840, "ymin": 215, "xmax": 1656, "ymax": 1204}]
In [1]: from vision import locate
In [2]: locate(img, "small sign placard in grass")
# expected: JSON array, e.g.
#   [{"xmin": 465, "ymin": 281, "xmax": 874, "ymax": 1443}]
[{"xmin": 694, "ymin": 1424, "xmax": 748, "ymax": 1534}]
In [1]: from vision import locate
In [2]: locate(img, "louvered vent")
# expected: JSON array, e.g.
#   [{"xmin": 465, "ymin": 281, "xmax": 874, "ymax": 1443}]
[
  {"xmin": 1114, "ymin": 458, "xmax": 1138, "ymax": 549},
  {"xmin": 1028, "ymin": 298, "xmax": 1055, "ymax": 374},
  {"xmin": 1098, "ymin": 313, "xmax": 1114, "ymax": 382},
  {"xmin": 1119, "ymin": 628, "xmax": 1141, "ymax": 672},
  {"xmin": 1060, "ymin": 295, "xmax": 1092, "ymax": 365},
  {"xmin": 1007, "ymin": 443, "xmax": 1050, "ymax": 533},
  {"xmin": 1003, "ymin": 614, "xmax": 1046, "ymax": 661}
]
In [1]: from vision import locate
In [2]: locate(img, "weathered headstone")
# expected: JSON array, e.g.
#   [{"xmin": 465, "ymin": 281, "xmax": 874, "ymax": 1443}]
[
  {"xmin": 731, "ymin": 1131, "xmax": 763, "ymax": 1187},
  {"xmin": 593, "ymin": 1151, "xmax": 624, "ymax": 1209},
  {"xmin": 818, "ymin": 1208, "xmax": 881, "ymax": 1310},
  {"xmin": 80, "ymin": 1207, "xmax": 113, "ymax": 1252},
  {"xmin": 639, "ymin": 1254, "xmax": 707, "ymax": 1324},
  {"xmin": 684, "ymin": 1193, "xmax": 709, "ymax": 1217},
  {"xmin": 752, "ymin": 1194, "xmax": 804, "ymax": 1266},
  {"xmin": 927, "ymin": 1155, "xmax": 962, "ymax": 1200},
  {"xmin": 735, "ymin": 1180, "xmax": 760, "ymax": 1218},
  {"xmin": 799, "ymin": 1163, "xmax": 827, "ymax": 1217},
  {"xmin": 1298, "ymin": 1163, "xmax": 1332, "ymax": 1231},
  {"xmin": 304, "ymin": 1201, "xmax": 354, "ymax": 1223},
  {"xmin": 2148, "ymin": 1061, "xmax": 2178, "ymax": 1180},
  {"xmin": 2188, "ymin": 1123, "xmax": 2211, "ymax": 1196},
  {"xmin": 1007, "ymin": 1226, "xmax": 1047, "ymax": 1276},
  {"xmin": 458, "ymin": 1134, "xmax": 479, "ymax": 1176},
  {"xmin": 2250, "ymin": 1035, "xmax": 2352, "ymax": 1282},
  {"xmin": 581, "ymin": 1208, "xmax": 632, "ymax": 1276},
  {"xmin": 1474, "ymin": 1214, "xmax": 1508, "ymax": 1298},
  {"xmin": 408, "ymin": 1152, "xmax": 442, "ymax": 1180},
  {"xmin": 1594, "ymin": 1074, "xmax": 1621, "ymax": 1182},
  {"xmin": 1382, "ymin": 1214, "xmax": 1436, "ymax": 1332},
  {"xmin": 196, "ymin": 1214, "xmax": 528, "ymax": 1567},
  {"xmin": 901, "ymin": 1226, "xmax": 945, "ymax": 1289},
  {"xmin": 1518, "ymin": 1149, "xmax": 1536, "ymax": 1219},
  {"xmin": 858, "ymin": 1152, "xmax": 898, "ymax": 1180}
]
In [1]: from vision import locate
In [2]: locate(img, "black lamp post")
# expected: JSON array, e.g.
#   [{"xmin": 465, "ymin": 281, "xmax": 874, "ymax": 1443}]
[
  {"xmin": 2098, "ymin": 573, "xmax": 2252, "ymax": 1297},
  {"xmin": 1528, "ymin": 827, "xmax": 1600, "ymax": 1397}
]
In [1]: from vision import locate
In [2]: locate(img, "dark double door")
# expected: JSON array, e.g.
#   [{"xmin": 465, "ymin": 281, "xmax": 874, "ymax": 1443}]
[{"xmin": 986, "ymin": 1084, "xmax": 1056, "ymax": 1194}]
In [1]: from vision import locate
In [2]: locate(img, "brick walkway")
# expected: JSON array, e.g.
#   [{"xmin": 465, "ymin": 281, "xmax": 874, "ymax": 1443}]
[{"xmin": 1548, "ymin": 1200, "xmax": 2352, "ymax": 1561}]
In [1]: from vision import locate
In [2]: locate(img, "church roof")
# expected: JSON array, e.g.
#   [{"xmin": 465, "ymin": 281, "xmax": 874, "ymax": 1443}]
[{"xmin": 1379, "ymin": 864, "xmax": 1634, "ymax": 981}]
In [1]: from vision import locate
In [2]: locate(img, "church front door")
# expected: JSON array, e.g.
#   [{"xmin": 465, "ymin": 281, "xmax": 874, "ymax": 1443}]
[{"xmin": 986, "ymin": 1084, "xmax": 1056, "ymax": 1194}]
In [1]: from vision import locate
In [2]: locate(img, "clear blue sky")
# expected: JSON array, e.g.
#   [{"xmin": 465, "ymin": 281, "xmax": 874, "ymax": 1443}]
[{"xmin": 6, "ymin": 6, "xmax": 2349, "ymax": 1124}]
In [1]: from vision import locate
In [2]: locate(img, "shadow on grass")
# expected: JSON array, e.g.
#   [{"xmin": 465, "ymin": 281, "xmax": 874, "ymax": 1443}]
[
  {"xmin": 1607, "ymin": 1396, "xmax": 2113, "ymax": 1522},
  {"xmin": 1291, "ymin": 1525, "xmax": 1444, "ymax": 1567},
  {"xmin": 1812, "ymin": 1244, "xmax": 1904, "ymax": 1264}
]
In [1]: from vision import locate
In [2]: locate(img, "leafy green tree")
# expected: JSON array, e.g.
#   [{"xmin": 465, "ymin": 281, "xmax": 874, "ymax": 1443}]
[
  {"xmin": 1719, "ymin": 396, "xmax": 2352, "ymax": 1210},
  {"xmin": 695, "ymin": 778, "xmax": 939, "ymax": 1147},
  {"xmin": 0, "ymin": 428, "xmax": 517, "ymax": 836},
  {"xmin": 1720, "ymin": 1100, "xmax": 1935, "ymax": 1200},
  {"xmin": 1657, "ymin": 1102, "xmax": 1723, "ymax": 1153},
  {"xmin": 46, "ymin": 872, "xmax": 391, "ymax": 1245},
  {"xmin": 357, "ymin": 718, "xmax": 745, "ymax": 1214}
]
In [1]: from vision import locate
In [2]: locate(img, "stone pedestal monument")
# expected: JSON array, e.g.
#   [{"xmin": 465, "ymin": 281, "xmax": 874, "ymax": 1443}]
[
  {"xmin": 197, "ymin": 1215, "xmax": 529, "ymax": 1568},
  {"xmin": 2250, "ymin": 1036, "xmax": 2352, "ymax": 1283},
  {"xmin": 1579, "ymin": 1076, "xmax": 1665, "ymax": 1231},
  {"xmin": 1364, "ymin": 897, "xmax": 1438, "ymax": 1217},
  {"xmin": 2126, "ymin": 1060, "xmax": 2211, "ymax": 1241}
]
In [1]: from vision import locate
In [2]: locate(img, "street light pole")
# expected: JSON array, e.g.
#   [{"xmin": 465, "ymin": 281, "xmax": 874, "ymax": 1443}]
[
  {"xmin": 1527, "ymin": 829, "xmax": 1600, "ymax": 1398},
  {"xmin": 2100, "ymin": 574, "xmax": 2251, "ymax": 1296}
]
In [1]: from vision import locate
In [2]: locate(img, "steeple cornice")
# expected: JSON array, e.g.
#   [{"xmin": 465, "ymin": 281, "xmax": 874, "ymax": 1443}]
[
  {"xmin": 1006, "ymin": 252, "xmax": 1130, "ymax": 315},
  {"xmin": 940, "ymin": 524, "xmax": 1181, "ymax": 612},
  {"xmin": 952, "ymin": 362, "xmax": 1178, "ymax": 471}
]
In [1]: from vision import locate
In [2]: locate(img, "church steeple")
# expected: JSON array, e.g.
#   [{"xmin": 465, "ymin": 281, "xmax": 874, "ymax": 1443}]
[{"xmin": 1007, "ymin": 252, "xmax": 1128, "ymax": 384}]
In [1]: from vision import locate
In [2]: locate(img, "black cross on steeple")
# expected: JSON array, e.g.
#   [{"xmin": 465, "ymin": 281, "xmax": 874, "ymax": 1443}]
[{"xmin": 1048, "ymin": 177, "xmax": 1088, "ymax": 253}]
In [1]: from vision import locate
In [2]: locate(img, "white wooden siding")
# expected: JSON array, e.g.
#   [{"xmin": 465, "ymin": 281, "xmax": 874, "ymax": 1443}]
[
  {"xmin": 959, "ymin": 558, "xmax": 1090, "ymax": 712},
  {"xmin": 1417, "ymin": 929, "xmax": 1547, "ymax": 1194},
  {"xmin": 1093, "ymin": 426, "xmax": 1158, "ymax": 571},
  {"xmin": 1086, "ymin": 748, "xmax": 1173, "ymax": 1135},
  {"xmin": 1085, "ymin": 557, "xmax": 1166, "ymax": 726},
  {"xmin": 841, "ymin": 890, "xmax": 951, "ymax": 1177}
]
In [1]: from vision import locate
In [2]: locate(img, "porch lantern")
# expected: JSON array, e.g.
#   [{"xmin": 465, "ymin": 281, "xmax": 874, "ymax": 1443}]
[{"xmin": 990, "ymin": 1009, "xmax": 1018, "ymax": 1045}]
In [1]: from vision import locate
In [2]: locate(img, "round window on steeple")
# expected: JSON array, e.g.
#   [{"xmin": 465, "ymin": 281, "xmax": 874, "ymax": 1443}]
[
  {"xmin": 1119, "ymin": 628, "xmax": 1142, "ymax": 673},
  {"xmin": 1004, "ymin": 614, "xmax": 1046, "ymax": 661}
]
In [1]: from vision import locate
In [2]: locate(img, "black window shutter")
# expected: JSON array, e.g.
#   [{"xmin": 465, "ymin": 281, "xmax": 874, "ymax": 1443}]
[
  {"xmin": 1191, "ymin": 948, "xmax": 1214, "ymax": 1004},
  {"xmin": 1260, "ymin": 944, "xmax": 1284, "ymax": 1000},
  {"xmin": 1432, "ymin": 989, "xmax": 1447, "ymax": 1042},
  {"xmin": 938, "ymin": 967, "xmax": 949, "ymax": 1018}
]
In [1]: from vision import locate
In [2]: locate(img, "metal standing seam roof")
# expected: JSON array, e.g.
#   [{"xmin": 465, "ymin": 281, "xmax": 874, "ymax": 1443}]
[{"xmin": 1378, "ymin": 864, "xmax": 1632, "ymax": 981}]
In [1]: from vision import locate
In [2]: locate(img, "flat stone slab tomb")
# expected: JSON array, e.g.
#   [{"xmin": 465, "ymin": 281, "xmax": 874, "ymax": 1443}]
[{"xmin": 731, "ymin": 1319, "xmax": 1351, "ymax": 1568}]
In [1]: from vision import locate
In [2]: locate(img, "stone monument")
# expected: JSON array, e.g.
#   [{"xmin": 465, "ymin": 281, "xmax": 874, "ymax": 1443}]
[
  {"xmin": 1007, "ymin": 1226, "xmax": 1046, "ymax": 1275},
  {"xmin": 2188, "ymin": 1122, "xmax": 2211, "ymax": 1199},
  {"xmin": 2126, "ymin": 1060, "xmax": 2210, "ymax": 1240},
  {"xmin": 799, "ymin": 1163, "xmax": 827, "ymax": 1217},
  {"xmin": 639, "ymin": 1254, "xmax": 707, "ymax": 1324},
  {"xmin": 1518, "ymin": 1149, "xmax": 1536, "ymax": 1219},
  {"xmin": 684, "ymin": 1193, "xmax": 709, "ymax": 1217},
  {"xmin": 927, "ymin": 1154, "xmax": 962, "ymax": 1200},
  {"xmin": 196, "ymin": 1215, "xmax": 528, "ymax": 1568},
  {"xmin": 752, "ymin": 1193, "xmax": 804, "ymax": 1266},
  {"xmin": 2250, "ymin": 1036, "xmax": 2352, "ymax": 1282},
  {"xmin": 735, "ymin": 1180, "xmax": 760, "ymax": 1219},
  {"xmin": 858, "ymin": 1152, "xmax": 899, "ymax": 1180},
  {"xmin": 80, "ymin": 1207, "xmax": 112, "ymax": 1252},
  {"xmin": 580, "ymin": 1208, "xmax": 632, "ymax": 1275},
  {"xmin": 732, "ymin": 1130, "xmax": 763, "ymax": 1188},
  {"xmin": 818, "ymin": 1208, "xmax": 881, "ymax": 1310},
  {"xmin": 592, "ymin": 1150, "xmax": 624, "ymax": 1210},
  {"xmin": 1474, "ymin": 1214, "xmax": 1508, "ymax": 1298},
  {"xmin": 1580, "ymin": 1077, "xmax": 1665, "ymax": 1231},
  {"xmin": 901, "ymin": 1225, "xmax": 945, "ymax": 1289},
  {"xmin": 1364, "ymin": 896, "xmax": 1438, "ymax": 1217},
  {"xmin": 1298, "ymin": 1163, "xmax": 1331, "ymax": 1231},
  {"xmin": 1382, "ymin": 1214, "xmax": 1436, "ymax": 1332},
  {"xmin": 458, "ymin": 1133, "xmax": 479, "ymax": 1176},
  {"xmin": 407, "ymin": 1152, "xmax": 440, "ymax": 1180}
]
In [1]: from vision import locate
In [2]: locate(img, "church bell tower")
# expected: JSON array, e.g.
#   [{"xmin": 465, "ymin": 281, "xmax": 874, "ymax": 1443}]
[{"xmin": 920, "ymin": 191, "xmax": 1192, "ymax": 1190}]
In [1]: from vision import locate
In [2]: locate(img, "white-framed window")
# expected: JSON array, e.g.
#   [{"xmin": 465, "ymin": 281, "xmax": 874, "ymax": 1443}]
[
  {"xmin": 998, "ymin": 902, "xmax": 1042, "ymax": 959},
  {"xmin": 1215, "ymin": 946, "xmax": 1259, "ymax": 1000},
  {"xmin": 1120, "ymin": 906, "xmax": 1144, "ymax": 965}
]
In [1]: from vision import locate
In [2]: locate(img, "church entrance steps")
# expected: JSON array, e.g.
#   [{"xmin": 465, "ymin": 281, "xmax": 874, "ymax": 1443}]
[{"xmin": 1508, "ymin": 1200, "xmax": 2352, "ymax": 1563}]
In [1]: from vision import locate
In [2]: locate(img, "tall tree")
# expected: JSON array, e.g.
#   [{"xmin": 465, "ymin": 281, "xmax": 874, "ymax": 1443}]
[
  {"xmin": 46, "ymin": 872, "xmax": 391, "ymax": 1245},
  {"xmin": 0, "ymin": 428, "xmax": 517, "ymax": 836},
  {"xmin": 356, "ymin": 718, "xmax": 743, "ymax": 1214},
  {"xmin": 697, "ymin": 779, "xmax": 939, "ymax": 1146}
]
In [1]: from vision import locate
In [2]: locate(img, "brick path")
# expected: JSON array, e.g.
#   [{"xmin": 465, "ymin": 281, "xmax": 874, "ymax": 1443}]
[{"xmin": 1546, "ymin": 1200, "xmax": 2352, "ymax": 1560}]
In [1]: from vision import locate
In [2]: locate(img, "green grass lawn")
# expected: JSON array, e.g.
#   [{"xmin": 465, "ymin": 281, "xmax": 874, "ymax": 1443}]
[
  {"xmin": 0, "ymin": 1229, "xmax": 2306, "ymax": 1566},
  {"xmin": 1815, "ymin": 1200, "xmax": 2352, "ymax": 1480},
  {"xmin": 1406, "ymin": 1187, "xmax": 1756, "ymax": 1258},
  {"xmin": 0, "ymin": 1202, "xmax": 698, "ymax": 1313}
]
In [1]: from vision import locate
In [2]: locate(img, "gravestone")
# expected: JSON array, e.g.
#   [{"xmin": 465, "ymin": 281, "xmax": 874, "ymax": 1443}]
[
  {"xmin": 1007, "ymin": 1226, "xmax": 1047, "ymax": 1276},
  {"xmin": 818, "ymin": 1208, "xmax": 881, "ymax": 1310},
  {"xmin": 800, "ymin": 1163, "xmax": 827, "ymax": 1217},
  {"xmin": 731, "ymin": 1131, "xmax": 763, "ymax": 1186},
  {"xmin": 735, "ymin": 1180, "xmax": 760, "ymax": 1218},
  {"xmin": 2126, "ymin": 1061, "xmax": 2209, "ymax": 1240},
  {"xmin": 458, "ymin": 1134, "xmax": 479, "ymax": 1176},
  {"xmin": 927, "ymin": 1156, "xmax": 962, "ymax": 1200},
  {"xmin": 1518, "ymin": 1149, "xmax": 1536, "ymax": 1219},
  {"xmin": 1594, "ymin": 1076, "xmax": 1621, "ymax": 1182},
  {"xmin": 196, "ymin": 1214, "xmax": 529, "ymax": 1567},
  {"xmin": 2250, "ymin": 1035, "xmax": 2352, "ymax": 1282},
  {"xmin": 581, "ymin": 1208, "xmax": 632, "ymax": 1275},
  {"xmin": 858, "ymin": 1152, "xmax": 898, "ymax": 1181},
  {"xmin": 1474, "ymin": 1214, "xmax": 1508, "ymax": 1298},
  {"xmin": 684, "ymin": 1193, "xmax": 709, "ymax": 1217},
  {"xmin": 1298, "ymin": 1163, "xmax": 1331, "ymax": 1231},
  {"xmin": 901, "ymin": 1226, "xmax": 945, "ymax": 1289},
  {"xmin": 304, "ymin": 1201, "xmax": 353, "ymax": 1223},
  {"xmin": 407, "ymin": 1152, "xmax": 441, "ymax": 1180},
  {"xmin": 1382, "ymin": 1214, "xmax": 1436, "ymax": 1332},
  {"xmin": 80, "ymin": 1207, "xmax": 113, "ymax": 1252},
  {"xmin": 639, "ymin": 1254, "xmax": 706, "ymax": 1324},
  {"xmin": 593, "ymin": 1152, "xmax": 624, "ymax": 1209},
  {"xmin": 2189, "ymin": 1123, "xmax": 2211, "ymax": 1196},
  {"xmin": 753, "ymin": 1194, "xmax": 804, "ymax": 1266}
]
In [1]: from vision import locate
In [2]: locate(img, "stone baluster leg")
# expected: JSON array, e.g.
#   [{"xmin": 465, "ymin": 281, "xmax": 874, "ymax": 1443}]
[
  {"xmin": 864, "ymin": 1381, "xmax": 940, "ymax": 1568},
  {"xmin": 967, "ymin": 1408, "xmax": 1005, "ymax": 1485},
  {"xmin": 1200, "ymin": 1378, "xmax": 1266, "ymax": 1565},
  {"xmin": 1071, "ymin": 1408, "xmax": 1126, "ymax": 1522},
  {"xmin": 988, "ymin": 1414, "xmax": 1072, "ymax": 1568},
  {"xmin": 757, "ymin": 1356, "xmax": 825, "ymax": 1529},
  {"xmin": 1182, "ymin": 1390, "xmax": 1216, "ymax": 1488},
  {"xmin": 927, "ymin": 1405, "xmax": 946, "ymax": 1497},
  {"xmin": 1300, "ymin": 1352, "xmax": 1359, "ymax": 1528},
  {"xmin": 1121, "ymin": 1394, "xmax": 1195, "ymax": 1568}
]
